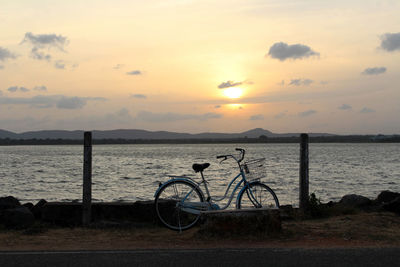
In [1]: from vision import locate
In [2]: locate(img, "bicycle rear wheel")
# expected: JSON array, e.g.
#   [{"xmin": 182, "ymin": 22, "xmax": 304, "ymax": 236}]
[
  {"xmin": 155, "ymin": 180, "xmax": 204, "ymax": 231},
  {"xmin": 237, "ymin": 181, "xmax": 279, "ymax": 209}
]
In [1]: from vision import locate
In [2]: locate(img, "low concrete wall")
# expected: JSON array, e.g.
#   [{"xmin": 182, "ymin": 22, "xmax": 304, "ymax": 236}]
[
  {"xmin": 198, "ymin": 208, "xmax": 281, "ymax": 236},
  {"xmin": 41, "ymin": 201, "xmax": 155, "ymax": 226}
]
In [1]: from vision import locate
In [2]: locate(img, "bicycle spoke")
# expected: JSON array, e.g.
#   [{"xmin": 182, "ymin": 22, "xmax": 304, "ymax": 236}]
[
  {"xmin": 155, "ymin": 180, "xmax": 204, "ymax": 231},
  {"xmin": 238, "ymin": 182, "xmax": 279, "ymax": 209},
  {"xmin": 173, "ymin": 182, "xmax": 178, "ymax": 199}
]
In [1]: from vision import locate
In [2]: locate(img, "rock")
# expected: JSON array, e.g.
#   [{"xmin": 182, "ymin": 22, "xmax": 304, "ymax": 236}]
[
  {"xmin": 32, "ymin": 199, "xmax": 47, "ymax": 220},
  {"xmin": 377, "ymin": 191, "xmax": 400, "ymax": 203},
  {"xmin": 382, "ymin": 197, "xmax": 400, "ymax": 215},
  {"xmin": 0, "ymin": 196, "xmax": 21, "ymax": 211},
  {"xmin": 339, "ymin": 194, "xmax": 371, "ymax": 207},
  {"xmin": 198, "ymin": 208, "xmax": 281, "ymax": 237},
  {"xmin": 23, "ymin": 202, "xmax": 34, "ymax": 211},
  {"xmin": 0, "ymin": 206, "xmax": 35, "ymax": 229}
]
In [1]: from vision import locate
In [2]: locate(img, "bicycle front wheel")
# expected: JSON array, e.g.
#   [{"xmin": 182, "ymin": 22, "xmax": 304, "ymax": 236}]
[
  {"xmin": 237, "ymin": 182, "xmax": 279, "ymax": 209},
  {"xmin": 155, "ymin": 180, "xmax": 205, "ymax": 231}
]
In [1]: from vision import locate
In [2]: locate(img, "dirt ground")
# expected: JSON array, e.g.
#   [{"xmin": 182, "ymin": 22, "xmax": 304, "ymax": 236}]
[{"xmin": 1, "ymin": 211, "xmax": 400, "ymax": 251}]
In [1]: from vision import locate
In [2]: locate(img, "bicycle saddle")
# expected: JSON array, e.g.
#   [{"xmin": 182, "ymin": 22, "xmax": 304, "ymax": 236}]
[{"xmin": 192, "ymin": 163, "xmax": 210, "ymax": 173}]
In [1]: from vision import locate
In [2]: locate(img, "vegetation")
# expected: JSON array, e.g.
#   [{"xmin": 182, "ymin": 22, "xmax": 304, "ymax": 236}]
[{"xmin": 1, "ymin": 134, "xmax": 400, "ymax": 146}]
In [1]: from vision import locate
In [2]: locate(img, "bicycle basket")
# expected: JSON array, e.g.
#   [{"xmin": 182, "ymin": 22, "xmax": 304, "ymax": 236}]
[{"xmin": 242, "ymin": 158, "xmax": 266, "ymax": 181}]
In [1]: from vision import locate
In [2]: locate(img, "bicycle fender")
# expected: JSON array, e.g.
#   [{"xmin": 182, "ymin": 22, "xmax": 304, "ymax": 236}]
[{"xmin": 153, "ymin": 177, "xmax": 202, "ymax": 198}]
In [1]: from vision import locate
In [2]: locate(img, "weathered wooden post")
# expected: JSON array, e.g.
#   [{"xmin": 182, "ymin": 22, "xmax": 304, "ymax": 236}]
[
  {"xmin": 299, "ymin": 133, "xmax": 309, "ymax": 211},
  {"xmin": 83, "ymin": 131, "xmax": 92, "ymax": 226}
]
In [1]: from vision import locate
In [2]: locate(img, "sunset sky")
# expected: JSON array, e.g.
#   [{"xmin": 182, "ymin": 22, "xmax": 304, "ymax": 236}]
[{"xmin": 1, "ymin": 0, "xmax": 400, "ymax": 134}]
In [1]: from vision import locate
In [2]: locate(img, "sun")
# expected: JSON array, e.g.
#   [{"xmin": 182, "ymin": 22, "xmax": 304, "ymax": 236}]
[{"xmin": 223, "ymin": 87, "xmax": 243, "ymax": 99}]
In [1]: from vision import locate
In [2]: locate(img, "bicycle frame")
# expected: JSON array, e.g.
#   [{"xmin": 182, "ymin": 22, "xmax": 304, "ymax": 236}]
[{"xmin": 199, "ymin": 171, "xmax": 245, "ymax": 210}]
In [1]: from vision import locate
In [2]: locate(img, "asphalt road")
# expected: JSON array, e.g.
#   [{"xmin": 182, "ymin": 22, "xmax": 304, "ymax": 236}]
[{"xmin": 1, "ymin": 248, "xmax": 400, "ymax": 267}]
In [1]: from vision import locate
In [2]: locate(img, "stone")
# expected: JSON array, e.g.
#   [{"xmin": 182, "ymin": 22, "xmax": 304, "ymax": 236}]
[
  {"xmin": 23, "ymin": 202, "xmax": 34, "ymax": 211},
  {"xmin": 0, "ymin": 196, "xmax": 21, "ymax": 211},
  {"xmin": 382, "ymin": 197, "xmax": 400, "ymax": 215},
  {"xmin": 0, "ymin": 206, "xmax": 35, "ymax": 229},
  {"xmin": 32, "ymin": 199, "xmax": 47, "ymax": 219},
  {"xmin": 377, "ymin": 191, "xmax": 400, "ymax": 203},
  {"xmin": 339, "ymin": 194, "xmax": 371, "ymax": 207}
]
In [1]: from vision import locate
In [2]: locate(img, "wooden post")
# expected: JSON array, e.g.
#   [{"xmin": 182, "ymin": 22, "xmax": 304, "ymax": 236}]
[
  {"xmin": 83, "ymin": 131, "xmax": 92, "ymax": 226},
  {"xmin": 299, "ymin": 133, "xmax": 309, "ymax": 211}
]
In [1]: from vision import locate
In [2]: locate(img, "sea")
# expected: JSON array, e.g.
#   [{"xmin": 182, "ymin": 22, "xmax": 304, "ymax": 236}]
[{"xmin": 0, "ymin": 143, "xmax": 399, "ymax": 206}]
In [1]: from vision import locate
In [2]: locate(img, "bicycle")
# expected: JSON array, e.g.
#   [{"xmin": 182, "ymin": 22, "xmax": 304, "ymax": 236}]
[{"xmin": 154, "ymin": 148, "xmax": 280, "ymax": 231}]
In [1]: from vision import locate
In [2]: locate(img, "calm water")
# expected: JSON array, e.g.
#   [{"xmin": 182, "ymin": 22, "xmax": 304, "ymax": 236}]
[{"xmin": 0, "ymin": 143, "xmax": 399, "ymax": 205}]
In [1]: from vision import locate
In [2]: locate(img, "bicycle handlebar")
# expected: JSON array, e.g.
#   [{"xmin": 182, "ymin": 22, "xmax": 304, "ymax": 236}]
[
  {"xmin": 235, "ymin": 148, "xmax": 245, "ymax": 162},
  {"xmin": 216, "ymin": 148, "xmax": 245, "ymax": 163}
]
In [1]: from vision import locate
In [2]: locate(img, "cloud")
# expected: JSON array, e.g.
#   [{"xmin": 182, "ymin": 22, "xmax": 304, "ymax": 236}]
[
  {"xmin": 298, "ymin": 110, "xmax": 317, "ymax": 117},
  {"xmin": 0, "ymin": 95, "xmax": 106, "ymax": 109},
  {"xmin": 267, "ymin": 42, "xmax": 319, "ymax": 61},
  {"xmin": 20, "ymin": 32, "xmax": 69, "ymax": 63},
  {"xmin": 338, "ymin": 104, "xmax": 352, "ymax": 110},
  {"xmin": 54, "ymin": 60, "xmax": 66, "ymax": 69},
  {"xmin": 289, "ymin": 79, "xmax": 314, "ymax": 86},
  {"xmin": 130, "ymin": 94, "xmax": 147, "ymax": 99},
  {"xmin": 7, "ymin": 86, "xmax": 30, "ymax": 93},
  {"xmin": 275, "ymin": 111, "xmax": 287, "ymax": 119},
  {"xmin": 217, "ymin": 80, "xmax": 253, "ymax": 89},
  {"xmin": 214, "ymin": 105, "xmax": 221, "ymax": 109},
  {"xmin": 360, "ymin": 107, "xmax": 375, "ymax": 113},
  {"xmin": 7, "ymin": 85, "xmax": 47, "ymax": 93},
  {"xmin": 0, "ymin": 47, "xmax": 17, "ymax": 62},
  {"xmin": 33, "ymin": 86, "xmax": 47, "ymax": 91},
  {"xmin": 249, "ymin": 114, "xmax": 264, "ymax": 121},
  {"xmin": 136, "ymin": 111, "xmax": 222, "ymax": 122},
  {"xmin": 7, "ymin": 86, "xmax": 18, "ymax": 92},
  {"xmin": 361, "ymin": 67, "xmax": 387, "ymax": 75},
  {"xmin": 380, "ymin": 32, "xmax": 400, "ymax": 52},
  {"xmin": 113, "ymin": 64, "xmax": 124, "ymax": 69},
  {"xmin": 0, "ymin": 116, "xmax": 51, "ymax": 132},
  {"xmin": 218, "ymin": 80, "xmax": 242, "ymax": 89},
  {"xmin": 126, "ymin": 70, "xmax": 142, "ymax": 75},
  {"xmin": 31, "ymin": 47, "xmax": 51, "ymax": 61},
  {"xmin": 21, "ymin": 32, "xmax": 68, "ymax": 51},
  {"xmin": 56, "ymin": 97, "xmax": 87, "ymax": 109}
]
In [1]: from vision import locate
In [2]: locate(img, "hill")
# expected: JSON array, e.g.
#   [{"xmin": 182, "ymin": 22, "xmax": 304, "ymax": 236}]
[{"xmin": 0, "ymin": 128, "xmax": 335, "ymax": 140}]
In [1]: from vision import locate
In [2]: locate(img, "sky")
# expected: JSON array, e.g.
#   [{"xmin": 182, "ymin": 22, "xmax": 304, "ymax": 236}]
[{"xmin": 1, "ymin": 0, "xmax": 400, "ymax": 134}]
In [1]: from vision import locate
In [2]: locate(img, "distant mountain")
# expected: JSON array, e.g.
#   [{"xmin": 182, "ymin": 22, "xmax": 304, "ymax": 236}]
[
  {"xmin": 0, "ymin": 129, "xmax": 19, "ymax": 139},
  {"xmin": 0, "ymin": 128, "xmax": 335, "ymax": 140}
]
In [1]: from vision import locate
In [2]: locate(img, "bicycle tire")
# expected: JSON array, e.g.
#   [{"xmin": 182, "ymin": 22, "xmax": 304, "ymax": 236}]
[
  {"xmin": 155, "ymin": 180, "xmax": 205, "ymax": 231},
  {"xmin": 237, "ymin": 181, "xmax": 280, "ymax": 209}
]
